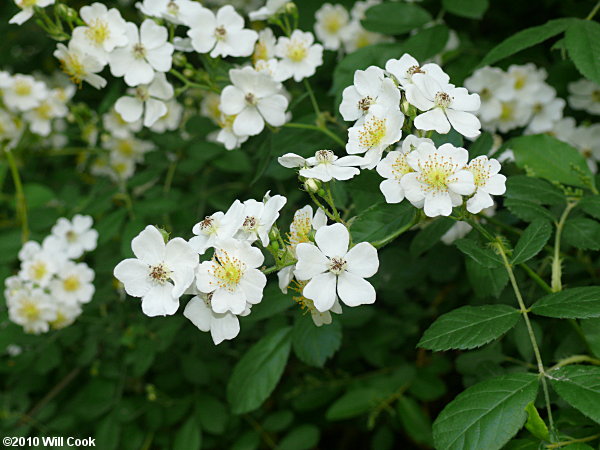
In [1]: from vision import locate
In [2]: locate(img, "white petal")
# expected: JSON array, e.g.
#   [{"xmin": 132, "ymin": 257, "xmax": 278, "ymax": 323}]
[
  {"xmin": 337, "ymin": 272, "xmax": 376, "ymax": 307},
  {"xmin": 141, "ymin": 284, "xmax": 179, "ymax": 317},
  {"xmin": 257, "ymin": 94, "xmax": 288, "ymax": 127},
  {"xmin": 303, "ymin": 272, "xmax": 337, "ymax": 312},
  {"xmin": 210, "ymin": 312, "xmax": 240, "ymax": 345},
  {"xmin": 115, "ymin": 96, "xmax": 144, "ymax": 123},
  {"xmin": 315, "ymin": 223, "xmax": 349, "ymax": 258},
  {"xmin": 114, "ymin": 259, "xmax": 152, "ymax": 297},
  {"xmin": 414, "ymin": 108, "xmax": 450, "ymax": 134},
  {"xmin": 380, "ymin": 179, "xmax": 404, "ymax": 203},
  {"xmin": 345, "ymin": 242, "xmax": 379, "ymax": 278},
  {"xmin": 233, "ymin": 107, "xmax": 264, "ymax": 136},
  {"xmin": 131, "ymin": 225, "xmax": 165, "ymax": 265},
  {"xmin": 239, "ymin": 268, "xmax": 267, "ymax": 304},
  {"xmin": 144, "ymin": 98, "xmax": 168, "ymax": 127},
  {"xmin": 211, "ymin": 288, "xmax": 246, "ymax": 315},
  {"xmin": 183, "ymin": 296, "xmax": 211, "ymax": 332},
  {"xmin": 294, "ymin": 243, "xmax": 329, "ymax": 280},
  {"xmin": 446, "ymin": 109, "xmax": 481, "ymax": 138}
]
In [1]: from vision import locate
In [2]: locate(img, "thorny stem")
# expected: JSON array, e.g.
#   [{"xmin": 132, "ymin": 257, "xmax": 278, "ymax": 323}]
[
  {"xmin": 551, "ymin": 200, "xmax": 578, "ymax": 292},
  {"xmin": 308, "ymin": 190, "xmax": 339, "ymax": 222},
  {"xmin": 323, "ymin": 184, "xmax": 344, "ymax": 224},
  {"xmin": 5, "ymin": 148, "xmax": 29, "ymax": 243},
  {"xmin": 283, "ymin": 122, "xmax": 346, "ymax": 147},
  {"xmin": 496, "ymin": 242, "xmax": 555, "ymax": 435}
]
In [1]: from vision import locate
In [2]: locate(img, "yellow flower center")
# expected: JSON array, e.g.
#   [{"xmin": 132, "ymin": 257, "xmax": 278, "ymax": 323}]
[
  {"xmin": 500, "ymin": 102, "xmax": 514, "ymax": 121},
  {"xmin": 66, "ymin": 230, "xmax": 78, "ymax": 243},
  {"xmin": 63, "ymin": 275, "xmax": 81, "ymax": 292},
  {"xmin": 116, "ymin": 139, "xmax": 135, "ymax": 158},
  {"xmin": 14, "ymin": 80, "xmax": 32, "ymax": 97},
  {"xmin": 355, "ymin": 31, "xmax": 372, "ymax": 49},
  {"xmin": 253, "ymin": 41, "xmax": 269, "ymax": 64},
  {"xmin": 286, "ymin": 41, "xmax": 307, "ymax": 62},
  {"xmin": 391, "ymin": 153, "xmax": 412, "ymax": 180},
  {"xmin": 593, "ymin": 90, "xmax": 600, "ymax": 102},
  {"xmin": 35, "ymin": 102, "xmax": 53, "ymax": 120},
  {"xmin": 59, "ymin": 52, "xmax": 87, "ymax": 85},
  {"xmin": 30, "ymin": 261, "xmax": 48, "ymax": 282},
  {"xmin": 467, "ymin": 159, "xmax": 491, "ymax": 187},
  {"xmin": 435, "ymin": 92, "xmax": 452, "ymax": 109},
  {"xmin": 51, "ymin": 311, "xmax": 68, "ymax": 329},
  {"xmin": 19, "ymin": 0, "xmax": 37, "ymax": 8},
  {"xmin": 324, "ymin": 15, "xmax": 343, "ymax": 34},
  {"xmin": 417, "ymin": 153, "xmax": 460, "ymax": 193},
  {"xmin": 19, "ymin": 301, "xmax": 40, "ymax": 321},
  {"xmin": 514, "ymin": 73, "xmax": 526, "ymax": 90},
  {"xmin": 86, "ymin": 19, "xmax": 110, "ymax": 45},
  {"xmin": 289, "ymin": 213, "xmax": 312, "ymax": 247},
  {"xmin": 358, "ymin": 116, "xmax": 387, "ymax": 149},
  {"xmin": 149, "ymin": 263, "xmax": 171, "ymax": 284},
  {"xmin": 290, "ymin": 280, "xmax": 316, "ymax": 313},
  {"xmin": 211, "ymin": 250, "xmax": 246, "ymax": 291}
]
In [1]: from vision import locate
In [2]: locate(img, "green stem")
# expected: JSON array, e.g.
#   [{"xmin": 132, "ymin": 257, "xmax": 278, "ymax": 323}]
[
  {"xmin": 304, "ymin": 79, "xmax": 321, "ymax": 117},
  {"xmin": 262, "ymin": 260, "xmax": 296, "ymax": 276},
  {"xmin": 586, "ymin": 1, "xmax": 600, "ymax": 20},
  {"xmin": 309, "ymin": 191, "xmax": 338, "ymax": 222},
  {"xmin": 551, "ymin": 200, "xmax": 577, "ymax": 292},
  {"xmin": 372, "ymin": 215, "xmax": 420, "ymax": 249},
  {"xmin": 283, "ymin": 122, "xmax": 346, "ymax": 147},
  {"xmin": 323, "ymin": 184, "xmax": 343, "ymax": 223},
  {"xmin": 546, "ymin": 433, "xmax": 600, "ymax": 449},
  {"xmin": 496, "ymin": 242, "xmax": 555, "ymax": 435},
  {"xmin": 5, "ymin": 148, "xmax": 29, "ymax": 243},
  {"xmin": 550, "ymin": 354, "xmax": 600, "ymax": 371},
  {"xmin": 169, "ymin": 68, "xmax": 212, "ymax": 92},
  {"xmin": 519, "ymin": 263, "xmax": 553, "ymax": 294}
]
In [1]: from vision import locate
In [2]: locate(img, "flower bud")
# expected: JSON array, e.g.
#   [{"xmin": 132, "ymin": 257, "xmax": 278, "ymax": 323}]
[
  {"xmin": 304, "ymin": 178, "xmax": 321, "ymax": 193},
  {"xmin": 156, "ymin": 227, "xmax": 170, "ymax": 243},
  {"xmin": 172, "ymin": 52, "xmax": 187, "ymax": 67},
  {"xmin": 55, "ymin": 3, "xmax": 79, "ymax": 22},
  {"xmin": 268, "ymin": 227, "xmax": 280, "ymax": 243},
  {"xmin": 285, "ymin": 2, "xmax": 298, "ymax": 15},
  {"xmin": 183, "ymin": 68, "xmax": 194, "ymax": 78}
]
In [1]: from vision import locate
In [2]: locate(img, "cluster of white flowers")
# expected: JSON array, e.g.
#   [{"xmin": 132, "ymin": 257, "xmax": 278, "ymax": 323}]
[
  {"xmin": 114, "ymin": 192, "xmax": 380, "ymax": 344},
  {"xmin": 568, "ymin": 79, "xmax": 600, "ymax": 116},
  {"xmin": 314, "ymin": 1, "xmax": 391, "ymax": 53},
  {"xmin": 465, "ymin": 64, "xmax": 565, "ymax": 134},
  {"xmin": 9, "ymin": 0, "xmax": 55, "ymax": 25},
  {"xmin": 547, "ymin": 117, "xmax": 600, "ymax": 174},
  {"xmin": 4, "ymin": 215, "xmax": 98, "ymax": 334},
  {"xmin": 0, "ymin": 71, "xmax": 74, "ymax": 143}
]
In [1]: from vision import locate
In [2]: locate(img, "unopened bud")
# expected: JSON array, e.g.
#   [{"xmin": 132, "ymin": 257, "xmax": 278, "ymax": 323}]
[
  {"xmin": 317, "ymin": 188, "xmax": 326, "ymax": 197},
  {"xmin": 183, "ymin": 68, "xmax": 194, "ymax": 78},
  {"xmin": 268, "ymin": 227, "xmax": 280, "ymax": 242},
  {"xmin": 304, "ymin": 178, "xmax": 321, "ymax": 193},
  {"xmin": 55, "ymin": 3, "xmax": 79, "ymax": 21},
  {"xmin": 285, "ymin": 2, "xmax": 298, "ymax": 15},
  {"xmin": 156, "ymin": 227, "xmax": 170, "ymax": 244},
  {"xmin": 172, "ymin": 52, "xmax": 187, "ymax": 67}
]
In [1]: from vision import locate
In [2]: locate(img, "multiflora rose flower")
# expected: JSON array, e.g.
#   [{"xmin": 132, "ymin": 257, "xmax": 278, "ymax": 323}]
[
  {"xmin": 114, "ymin": 225, "xmax": 198, "ymax": 317},
  {"xmin": 294, "ymin": 223, "xmax": 379, "ymax": 312},
  {"xmin": 465, "ymin": 156, "xmax": 507, "ymax": 214},
  {"xmin": 190, "ymin": 200, "xmax": 245, "ymax": 255},
  {"xmin": 278, "ymin": 150, "xmax": 363, "ymax": 182},
  {"xmin": 51, "ymin": 214, "xmax": 98, "ymax": 259},
  {"xmin": 115, "ymin": 73, "xmax": 174, "ymax": 127},
  {"xmin": 274, "ymin": 30, "xmax": 323, "ymax": 82}
]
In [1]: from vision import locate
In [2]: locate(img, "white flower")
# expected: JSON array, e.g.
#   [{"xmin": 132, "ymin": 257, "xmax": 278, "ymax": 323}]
[
  {"xmin": 407, "ymin": 74, "xmax": 481, "ymax": 138},
  {"xmin": 385, "ymin": 54, "xmax": 449, "ymax": 89},
  {"xmin": 109, "ymin": 19, "xmax": 174, "ymax": 87},
  {"xmin": 571, "ymin": 124, "xmax": 600, "ymax": 174},
  {"xmin": 376, "ymin": 135, "xmax": 433, "ymax": 203},
  {"xmin": 51, "ymin": 214, "xmax": 98, "ymax": 259},
  {"xmin": 19, "ymin": 238, "xmax": 66, "ymax": 287},
  {"xmin": 23, "ymin": 92, "xmax": 68, "ymax": 136},
  {"xmin": 294, "ymin": 223, "xmax": 379, "ymax": 312},
  {"xmin": 190, "ymin": 200, "xmax": 245, "ymax": 254},
  {"xmin": 71, "ymin": 3, "xmax": 129, "ymax": 64},
  {"xmin": 526, "ymin": 86, "xmax": 565, "ymax": 134},
  {"xmin": 138, "ymin": 0, "xmax": 202, "ymax": 25},
  {"xmin": 0, "ymin": 109, "xmax": 20, "ymax": 141},
  {"xmin": 196, "ymin": 238, "xmax": 266, "ymax": 315},
  {"xmin": 2, "ymin": 74, "xmax": 47, "ymax": 112},
  {"xmin": 150, "ymin": 98, "xmax": 183, "ymax": 133},
  {"xmin": 103, "ymin": 107, "xmax": 143, "ymax": 138},
  {"xmin": 50, "ymin": 301, "xmax": 82, "ymax": 330},
  {"xmin": 184, "ymin": 293, "xmax": 250, "ymax": 345},
  {"xmin": 249, "ymin": 0, "xmax": 287, "ymax": 21},
  {"xmin": 488, "ymin": 99, "xmax": 531, "ymax": 133},
  {"xmin": 201, "ymin": 92, "xmax": 223, "ymax": 125},
  {"xmin": 496, "ymin": 64, "xmax": 547, "ymax": 104},
  {"xmin": 115, "ymin": 73, "xmax": 174, "ymax": 127},
  {"xmin": 253, "ymin": 28, "xmax": 277, "ymax": 64},
  {"xmin": 114, "ymin": 226, "xmax": 198, "ymax": 317},
  {"xmin": 50, "ymin": 261, "xmax": 95, "ymax": 305},
  {"xmin": 220, "ymin": 66, "xmax": 289, "ymax": 136},
  {"xmin": 350, "ymin": 0, "xmax": 381, "ymax": 20},
  {"xmin": 464, "ymin": 66, "xmax": 505, "ymax": 123},
  {"xmin": 104, "ymin": 135, "xmax": 155, "ymax": 162},
  {"xmin": 215, "ymin": 114, "xmax": 250, "ymax": 150},
  {"xmin": 549, "ymin": 117, "xmax": 577, "ymax": 144},
  {"xmin": 54, "ymin": 42, "xmax": 107, "ymax": 90},
  {"xmin": 401, "ymin": 142, "xmax": 475, "ymax": 217},
  {"xmin": 8, "ymin": 288, "xmax": 56, "ymax": 334},
  {"xmin": 568, "ymin": 79, "xmax": 600, "ymax": 115},
  {"xmin": 9, "ymin": 0, "xmax": 54, "ymax": 26},
  {"xmin": 339, "ymin": 66, "xmax": 401, "ymax": 123},
  {"xmin": 314, "ymin": 3, "xmax": 350, "ymax": 51},
  {"xmin": 187, "ymin": 5, "xmax": 258, "ymax": 58},
  {"xmin": 278, "ymin": 150, "xmax": 362, "ymax": 182},
  {"xmin": 238, "ymin": 194, "xmax": 287, "ymax": 246},
  {"xmin": 465, "ymin": 156, "xmax": 506, "ymax": 214},
  {"xmin": 346, "ymin": 104, "xmax": 404, "ymax": 169},
  {"xmin": 340, "ymin": 20, "xmax": 391, "ymax": 53},
  {"xmin": 274, "ymin": 30, "xmax": 323, "ymax": 82}
]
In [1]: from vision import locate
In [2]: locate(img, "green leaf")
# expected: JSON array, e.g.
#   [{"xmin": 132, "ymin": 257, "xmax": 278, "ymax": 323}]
[
  {"xmin": 511, "ymin": 220, "xmax": 552, "ymax": 265},
  {"xmin": 433, "ymin": 373, "xmax": 539, "ymax": 450},
  {"xmin": 227, "ymin": 327, "xmax": 292, "ymax": 414},
  {"xmin": 351, "ymin": 202, "xmax": 415, "ymax": 244},
  {"xmin": 397, "ymin": 396, "xmax": 434, "ymax": 446},
  {"xmin": 442, "ymin": 0, "xmax": 489, "ymax": 19},
  {"xmin": 581, "ymin": 318, "xmax": 600, "ymax": 358},
  {"xmin": 455, "ymin": 238, "xmax": 502, "ymax": 268},
  {"xmin": 563, "ymin": 218, "xmax": 600, "ymax": 250},
  {"xmin": 508, "ymin": 134, "xmax": 595, "ymax": 189},
  {"xmin": 505, "ymin": 176, "xmax": 566, "ymax": 206},
  {"xmin": 278, "ymin": 425, "xmax": 320, "ymax": 450},
  {"xmin": 531, "ymin": 287, "xmax": 600, "ymax": 319},
  {"xmin": 173, "ymin": 417, "xmax": 202, "ymax": 450},
  {"xmin": 579, "ymin": 196, "xmax": 600, "ymax": 220},
  {"xmin": 479, "ymin": 18, "xmax": 573, "ymax": 66},
  {"xmin": 95, "ymin": 415, "xmax": 120, "ymax": 450},
  {"xmin": 565, "ymin": 20, "xmax": 600, "ymax": 85},
  {"xmin": 468, "ymin": 132, "xmax": 494, "ymax": 158},
  {"xmin": 96, "ymin": 209, "xmax": 127, "ymax": 245},
  {"xmin": 400, "ymin": 25, "xmax": 450, "ymax": 61},
  {"xmin": 292, "ymin": 315, "xmax": 342, "ymax": 368},
  {"xmin": 524, "ymin": 402, "xmax": 550, "ymax": 441},
  {"xmin": 505, "ymin": 198, "xmax": 556, "ymax": 223},
  {"xmin": 466, "ymin": 259, "xmax": 509, "ymax": 299},
  {"xmin": 362, "ymin": 3, "xmax": 432, "ymax": 35},
  {"xmin": 195, "ymin": 394, "xmax": 228, "ymax": 435},
  {"xmin": 23, "ymin": 183, "xmax": 54, "ymax": 209},
  {"xmin": 549, "ymin": 365, "xmax": 600, "ymax": 424},
  {"xmin": 410, "ymin": 217, "xmax": 454, "ymax": 256},
  {"xmin": 418, "ymin": 305, "xmax": 521, "ymax": 351}
]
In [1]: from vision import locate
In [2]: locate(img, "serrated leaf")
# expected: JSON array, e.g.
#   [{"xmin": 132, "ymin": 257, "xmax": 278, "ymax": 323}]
[
  {"xmin": 511, "ymin": 220, "xmax": 552, "ymax": 265},
  {"xmin": 505, "ymin": 176, "xmax": 565, "ymax": 206},
  {"xmin": 292, "ymin": 315, "xmax": 342, "ymax": 368},
  {"xmin": 418, "ymin": 305, "xmax": 521, "ymax": 351},
  {"xmin": 579, "ymin": 196, "xmax": 600, "ymax": 220},
  {"xmin": 227, "ymin": 327, "xmax": 292, "ymax": 414},
  {"xmin": 362, "ymin": 3, "xmax": 432, "ymax": 35},
  {"xmin": 531, "ymin": 287, "xmax": 600, "ymax": 319},
  {"xmin": 479, "ymin": 18, "xmax": 573, "ymax": 66},
  {"xmin": 524, "ymin": 402, "xmax": 550, "ymax": 441},
  {"xmin": 466, "ymin": 259, "xmax": 509, "ymax": 299},
  {"xmin": 455, "ymin": 238, "xmax": 502, "ymax": 268},
  {"xmin": 550, "ymin": 365, "xmax": 600, "ymax": 424},
  {"xmin": 351, "ymin": 201, "xmax": 415, "ymax": 244},
  {"xmin": 565, "ymin": 20, "xmax": 600, "ymax": 86},
  {"xmin": 433, "ymin": 373, "xmax": 539, "ymax": 450},
  {"xmin": 563, "ymin": 218, "xmax": 600, "ymax": 250},
  {"xmin": 505, "ymin": 198, "xmax": 556, "ymax": 223},
  {"xmin": 442, "ymin": 0, "xmax": 489, "ymax": 19},
  {"xmin": 508, "ymin": 134, "xmax": 595, "ymax": 189}
]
